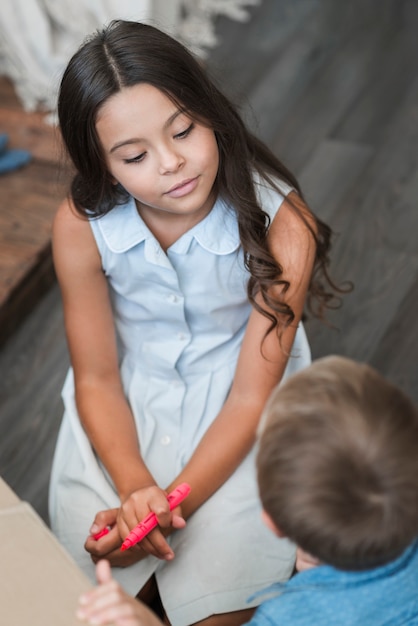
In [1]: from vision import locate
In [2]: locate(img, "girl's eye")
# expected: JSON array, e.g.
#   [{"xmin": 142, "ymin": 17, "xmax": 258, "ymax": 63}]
[
  {"xmin": 174, "ymin": 123, "xmax": 194, "ymax": 139},
  {"xmin": 124, "ymin": 152, "xmax": 146, "ymax": 164}
]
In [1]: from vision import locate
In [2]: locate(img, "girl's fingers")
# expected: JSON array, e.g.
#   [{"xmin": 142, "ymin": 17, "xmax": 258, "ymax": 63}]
[
  {"xmin": 89, "ymin": 509, "xmax": 118, "ymax": 537},
  {"xmin": 138, "ymin": 532, "xmax": 174, "ymax": 561},
  {"xmin": 85, "ymin": 525, "xmax": 121, "ymax": 557},
  {"xmin": 116, "ymin": 490, "xmax": 188, "ymax": 562},
  {"xmin": 91, "ymin": 545, "xmax": 148, "ymax": 567},
  {"xmin": 171, "ymin": 512, "xmax": 186, "ymax": 530}
]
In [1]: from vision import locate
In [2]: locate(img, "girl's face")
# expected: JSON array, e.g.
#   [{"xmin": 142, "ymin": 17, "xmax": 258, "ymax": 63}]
[{"xmin": 96, "ymin": 83, "xmax": 219, "ymax": 225}]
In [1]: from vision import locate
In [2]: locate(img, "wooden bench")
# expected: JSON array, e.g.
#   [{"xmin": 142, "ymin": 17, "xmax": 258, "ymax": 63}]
[{"xmin": 0, "ymin": 76, "xmax": 71, "ymax": 347}]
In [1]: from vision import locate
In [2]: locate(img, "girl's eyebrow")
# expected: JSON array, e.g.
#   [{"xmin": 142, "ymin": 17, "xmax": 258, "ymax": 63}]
[{"xmin": 109, "ymin": 109, "xmax": 183, "ymax": 154}]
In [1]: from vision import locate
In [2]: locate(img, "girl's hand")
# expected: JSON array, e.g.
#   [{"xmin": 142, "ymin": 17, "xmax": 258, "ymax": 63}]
[
  {"xmin": 117, "ymin": 485, "xmax": 186, "ymax": 561},
  {"xmin": 76, "ymin": 559, "xmax": 164, "ymax": 625},
  {"xmin": 85, "ymin": 509, "xmax": 148, "ymax": 567}
]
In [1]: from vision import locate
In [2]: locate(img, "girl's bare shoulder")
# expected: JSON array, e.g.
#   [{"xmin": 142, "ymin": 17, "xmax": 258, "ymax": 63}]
[
  {"xmin": 53, "ymin": 196, "xmax": 91, "ymax": 239},
  {"xmin": 52, "ymin": 197, "xmax": 101, "ymax": 274}
]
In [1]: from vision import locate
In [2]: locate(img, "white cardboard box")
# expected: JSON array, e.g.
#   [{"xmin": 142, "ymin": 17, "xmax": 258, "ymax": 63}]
[{"xmin": 0, "ymin": 476, "xmax": 107, "ymax": 625}]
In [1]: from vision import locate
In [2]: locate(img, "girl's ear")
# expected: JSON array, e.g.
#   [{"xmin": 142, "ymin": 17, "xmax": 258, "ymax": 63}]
[{"xmin": 261, "ymin": 509, "xmax": 286, "ymax": 538}]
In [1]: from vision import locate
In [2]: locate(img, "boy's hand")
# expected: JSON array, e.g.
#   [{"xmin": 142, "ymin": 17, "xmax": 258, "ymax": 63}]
[{"xmin": 76, "ymin": 560, "xmax": 164, "ymax": 625}]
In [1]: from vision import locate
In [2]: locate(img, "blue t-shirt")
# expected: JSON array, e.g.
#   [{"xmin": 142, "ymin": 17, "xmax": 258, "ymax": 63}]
[{"xmin": 246, "ymin": 541, "xmax": 418, "ymax": 625}]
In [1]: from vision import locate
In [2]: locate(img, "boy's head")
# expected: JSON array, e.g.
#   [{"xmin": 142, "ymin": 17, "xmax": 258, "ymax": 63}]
[{"xmin": 257, "ymin": 356, "xmax": 418, "ymax": 571}]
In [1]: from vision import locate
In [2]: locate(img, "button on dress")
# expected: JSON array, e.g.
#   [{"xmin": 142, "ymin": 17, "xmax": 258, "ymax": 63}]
[{"xmin": 49, "ymin": 176, "xmax": 311, "ymax": 626}]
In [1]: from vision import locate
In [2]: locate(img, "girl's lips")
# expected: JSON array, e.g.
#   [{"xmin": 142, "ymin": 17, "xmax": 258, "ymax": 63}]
[{"xmin": 165, "ymin": 177, "xmax": 198, "ymax": 198}]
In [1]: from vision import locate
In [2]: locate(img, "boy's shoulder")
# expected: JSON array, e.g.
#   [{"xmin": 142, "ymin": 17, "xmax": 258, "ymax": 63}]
[
  {"xmin": 246, "ymin": 542, "xmax": 418, "ymax": 626},
  {"xmin": 245, "ymin": 590, "xmax": 310, "ymax": 626}
]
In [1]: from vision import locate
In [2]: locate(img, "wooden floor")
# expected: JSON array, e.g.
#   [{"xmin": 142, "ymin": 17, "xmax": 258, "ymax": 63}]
[
  {"xmin": 0, "ymin": 0, "xmax": 417, "ymax": 523},
  {"xmin": 0, "ymin": 76, "xmax": 71, "ymax": 345}
]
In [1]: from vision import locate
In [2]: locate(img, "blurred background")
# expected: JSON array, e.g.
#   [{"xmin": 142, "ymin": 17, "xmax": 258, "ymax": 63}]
[{"xmin": 0, "ymin": 0, "xmax": 417, "ymax": 522}]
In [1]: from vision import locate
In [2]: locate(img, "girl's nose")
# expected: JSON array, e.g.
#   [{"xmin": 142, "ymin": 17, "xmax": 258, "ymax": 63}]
[{"xmin": 158, "ymin": 145, "xmax": 184, "ymax": 174}]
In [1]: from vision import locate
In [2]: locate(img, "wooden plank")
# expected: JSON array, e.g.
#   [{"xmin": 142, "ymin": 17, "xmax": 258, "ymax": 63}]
[
  {"xmin": 0, "ymin": 77, "xmax": 70, "ymax": 345},
  {"xmin": 306, "ymin": 73, "xmax": 418, "ymax": 381},
  {"xmin": 0, "ymin": 285, "xmax": 68, "ymax": 523},
  {"xmin": 298, "ymin": 138, "xmax": 373, "ymax": 223},
  {"xmin": 0, "ymin": 248, "xmax": 57, "ymax": 347},
  {"xmin": 241, "ymin": 2, "xmax": 364, "ymax": 142},
  {"xmin": 333, "ymin": 17, "xmax": 418, "ymax": 143},
  {"xmin": 0, "ymin": 107, "xmax": 62, "ymax": 164},
  {"xmin": 0, "ymin": 75, "xmax": 63, "ymax": 163},
  {"xmin": 0, "ymin": 159, "xmax": 69, "ymax": 309},
  {"xmin": 207, "ymin": 0, "xmax": 317, "ymax": 100},
  {"xmin": 271, "ymin": 11, "xmax": 402, "ymax": 173},
  {"xmin": 0, "ymin": 75, "xmax": 25, "ymax": 109},
  {"xmin": 368, "ymin": 273, "xmax": 418, "ymax": 403}
]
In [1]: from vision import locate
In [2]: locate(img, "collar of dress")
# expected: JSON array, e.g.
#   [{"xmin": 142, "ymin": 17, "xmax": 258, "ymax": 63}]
[{"xmin": 95, "ymin": 194, "xmax": 240, "ymax": 256}]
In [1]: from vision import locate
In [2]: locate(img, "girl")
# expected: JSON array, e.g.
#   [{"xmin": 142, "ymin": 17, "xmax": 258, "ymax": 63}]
[{"xmin": 49, "ymin": 19, "xmax": 338, "ymax": 626}]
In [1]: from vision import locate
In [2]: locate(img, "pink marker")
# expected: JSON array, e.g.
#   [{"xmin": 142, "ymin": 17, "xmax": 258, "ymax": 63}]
[
  {"xmin": 92, "ymin": 526, "xmax": 111, "ymax": 540},
  {"xmin": 120, "ymin": 483, "xmax": 191, "ymax": 551}
]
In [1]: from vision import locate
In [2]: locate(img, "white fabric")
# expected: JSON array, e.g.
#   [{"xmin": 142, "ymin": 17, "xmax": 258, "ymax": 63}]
[
  {"xmin": 178, "ymin": 0, "xmax": 262, "ymax": 55},
  {"xmin": 0, "ymin": 0, "xmax": 153, "ymax": 110},
  {"xmin": 49, "ymin": 176, "xmax": 311, "ymax": 625},
  {"xmin": 0, "ymin": 0, "xmax": 260, "ymax": 112}
]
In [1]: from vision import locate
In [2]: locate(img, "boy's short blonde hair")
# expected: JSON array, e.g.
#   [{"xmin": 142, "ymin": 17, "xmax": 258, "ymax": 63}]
[{"xmin": 257, "ymin": 355, "xmax": 418, "ymax": 570}]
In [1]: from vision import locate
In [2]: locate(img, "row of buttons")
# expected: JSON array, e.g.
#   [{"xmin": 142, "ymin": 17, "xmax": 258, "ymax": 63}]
[{"xmin": 166, "ymin": 294, "xmax": 187, "ymax": 341}]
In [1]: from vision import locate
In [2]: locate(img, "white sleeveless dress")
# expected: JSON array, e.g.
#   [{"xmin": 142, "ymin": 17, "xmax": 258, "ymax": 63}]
[{"xmin": 49, "ymin": 175, "xmax": 311, "ymax": 626}]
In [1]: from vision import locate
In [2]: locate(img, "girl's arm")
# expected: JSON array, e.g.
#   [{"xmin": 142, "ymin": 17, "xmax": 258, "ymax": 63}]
[
  {"xmin": 53, "ymin": 199, "xmax": 179, "ymax": 560},
  {"xmin": 164, "ymin": 191, "xmax": 317, "ymax": 517}
]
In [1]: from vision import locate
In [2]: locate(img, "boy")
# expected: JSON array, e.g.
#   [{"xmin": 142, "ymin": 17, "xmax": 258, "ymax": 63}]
[{"xmin": 76, "ymin": 356, "xmax": 418, "ymax": 625}]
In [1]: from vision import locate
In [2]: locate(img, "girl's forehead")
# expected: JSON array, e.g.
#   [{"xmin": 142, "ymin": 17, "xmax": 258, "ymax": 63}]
[
  {"xmin": 105, "ymin": 83, "xmax": 173, "ymax": 107},
  {"xmin": 95, "ymin": 83, "xmax": 195, "ymax": 150},
  {"xmin": 97, "ymin": 84, "xmax": 180, "ymax": 124}
]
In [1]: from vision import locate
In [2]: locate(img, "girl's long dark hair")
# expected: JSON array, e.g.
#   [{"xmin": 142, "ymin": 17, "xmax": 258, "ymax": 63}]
[{"xmin": 58, "ymin": 20, "xmax": 342, "ymax": 336}]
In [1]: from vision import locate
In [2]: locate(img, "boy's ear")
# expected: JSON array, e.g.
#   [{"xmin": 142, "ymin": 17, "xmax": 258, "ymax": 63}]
[{"xmin": 261, "ymin": 509, "xmax": 286, "ymax": 538}]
